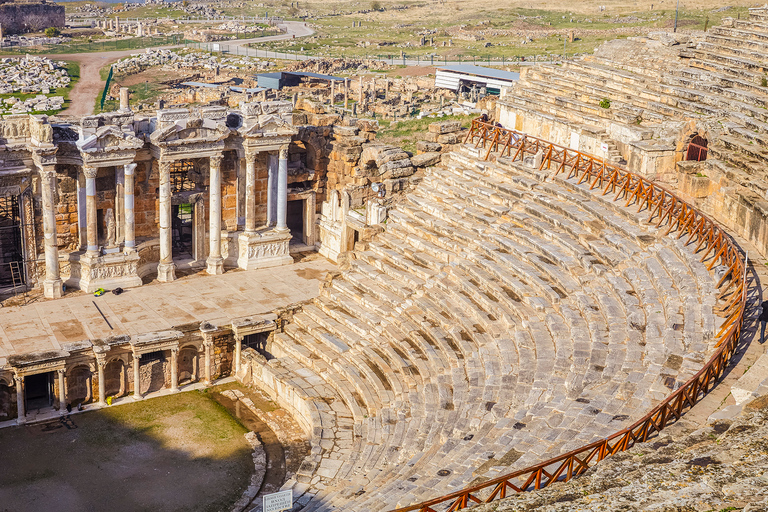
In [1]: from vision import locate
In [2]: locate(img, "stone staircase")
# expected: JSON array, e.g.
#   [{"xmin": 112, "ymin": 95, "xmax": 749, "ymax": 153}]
[{"xmin": 265, "ymin": 144, "xmax": 720, "ymax": 511}]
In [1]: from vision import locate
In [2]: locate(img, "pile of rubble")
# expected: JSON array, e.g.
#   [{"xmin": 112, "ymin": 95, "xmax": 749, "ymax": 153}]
[
  {"xmin": 1, "ymin": 35, "xmax": 71, "ymax": 48},
  {"xmin": 112, "ymin": 48, "xmax": 267, "ymax": 75},
  {"xmin": 0, "ymin": 56, "xmax": 70, "ymax": 94},
  {"xmin": 284, "ymin": 57, "xmax": 392, "ymax": 74},
  {"xmin": 0, "ymin": 94, "xmax": 64, "ymax": 115},
  {"xmin": 214, "ymin": 21, "xmax": 268, "ymax": 33}
]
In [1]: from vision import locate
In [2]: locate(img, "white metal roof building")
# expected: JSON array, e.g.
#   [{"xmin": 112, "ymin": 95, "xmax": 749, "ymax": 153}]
[{"xmin": 435, "ymin": 65, "xmax": 520, "ymax": 95}]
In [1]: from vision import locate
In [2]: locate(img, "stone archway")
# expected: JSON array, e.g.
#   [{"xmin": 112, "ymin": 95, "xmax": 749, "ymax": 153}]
[
  {"xmin": 178, "ymin": 346, "xmax": 199, "ymax": 384},
  {"xmin": 104, "ymin": 359, "xmax": 127, "ymax": 398},
  {"xmin": 67, "ymin": 365, "xmax": 93, "ymax": 404}
]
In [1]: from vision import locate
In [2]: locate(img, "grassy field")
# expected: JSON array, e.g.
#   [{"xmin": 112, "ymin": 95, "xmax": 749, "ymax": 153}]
[
  {"xmin": 0, "ymin": 35, "xmax": 187, "ymax": 56},
  {"xmin": 0, "ymin": 389, "xmax": 252, "ymax": 512},
  {"xmin": 376, "ymin": 113, "xmax": 475, "ymax": 153}
]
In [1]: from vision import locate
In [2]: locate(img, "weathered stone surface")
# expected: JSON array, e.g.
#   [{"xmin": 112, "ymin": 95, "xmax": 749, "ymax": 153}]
[
  {"xmin": 356, "ymin": 119, "xmax": 380, "ymax": 132},
  {"xmin": 296, "ymin": 97, "xmax": 325, "ymax": 114},
  {"xmin": 428, "ymin": 120, "xmax": 461, "ymax": 134},
  {"xmin": 416, "ymin": 141, "xmax": 442, "ymax": 154},
  {"xmin": 410, "ymin": 152, "xmax": 441, "ymax": 168},
  {"xmin": 437, "ymin": 132, "xmax": 460, "ymax": 144}
]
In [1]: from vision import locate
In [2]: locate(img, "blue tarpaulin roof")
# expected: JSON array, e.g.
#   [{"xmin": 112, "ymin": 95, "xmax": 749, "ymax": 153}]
[{"xmin": 435, "ymin": 65, "xmax": 520, "ymax": 82}]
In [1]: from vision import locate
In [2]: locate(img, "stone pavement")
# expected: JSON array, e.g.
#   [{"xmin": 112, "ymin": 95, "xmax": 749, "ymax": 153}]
[{"xmin": 0, "ymin": 255, "xmax": 336, "ymax": 366}]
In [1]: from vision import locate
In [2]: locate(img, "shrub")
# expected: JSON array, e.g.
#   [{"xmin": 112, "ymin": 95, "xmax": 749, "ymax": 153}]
[
  {"xmin": 761, "ymin": 76, "xmax": 767, "ymax": 87},
  {"xmin": 44, "ymin": 27, "xmax": 60, "ymax": 38},
  {"xmin": 599, "ymin": 98, "xmax": 611, "ymax": 109},
  {"xmin": 371, "ymin": 1, "xmax": 381, "ymax": 10}
]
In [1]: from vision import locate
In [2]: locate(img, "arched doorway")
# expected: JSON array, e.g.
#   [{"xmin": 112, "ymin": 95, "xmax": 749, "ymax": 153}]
[
  {"xmin": 686, "ymin": 135, "xmax": 708, "ymax": 162},
  {"xmin": 104, "ymin": 359, "xmax": 127, "ymax": 398},
  {"xmin": 67, "ymin": 366, "xmax": 93, "ymax": 405},
  {"xmin": 178, "ymin": 346, "xmax": 199, "ymax": 384}
]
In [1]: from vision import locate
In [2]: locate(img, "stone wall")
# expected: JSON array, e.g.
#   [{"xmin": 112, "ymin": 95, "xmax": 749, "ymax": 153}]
[{"xmin": 0, "ymin": 2, "xmax": 65, "ymax": 34}]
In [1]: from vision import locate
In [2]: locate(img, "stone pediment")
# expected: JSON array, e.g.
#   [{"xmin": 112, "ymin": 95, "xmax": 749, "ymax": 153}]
[
  {"xmin": 241, "ymin": 114, "xmax": 298, "ymax": 138},
  {"xmin": 150, "ymin": 117, "xmax": 229, "ymax": 146},
  {"xmin": 78, "ymin": 125, "xmax": 143, "ymax": 153}
]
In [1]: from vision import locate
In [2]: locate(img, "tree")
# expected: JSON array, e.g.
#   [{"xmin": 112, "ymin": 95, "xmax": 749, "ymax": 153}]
[
  {"xmin": 44, "ymin": 27, "xmax": 60, "ymax": 37},
  {"xmin": 371, "ymin": 1, "xmax": 381, "ymax": 11}
]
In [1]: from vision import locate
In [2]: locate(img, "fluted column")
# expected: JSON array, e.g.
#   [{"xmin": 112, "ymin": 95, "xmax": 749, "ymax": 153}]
[
  {"xmin": 244, "ymin": 152, "xmax": 257, "ymax": 234},
  {"xmin": 39, "ymin": 168, "xmax": 62, "ymax": 298},
  {"xmin": 132, "ymin": 354, "xmax": 142, "ymax": 400},
  {"xmin": 15, "ymin": 376, "xmax": 24, "ymax": 424},
  {"xmin": 97, "ymin": 359, "xmax": 106, "ymax": 405},
  {"xmin": 123, "ymin": 163, "xmax": 136, "ymax": 251},
  {"xmin": 206, "ymin": 154, "xmax": 224, "ymax": 275},
  {"xmin": 170, "ymin": 348, "xmax": 179, "ymax": 392},
  {"xmin": 83, "ymin": 165, "xmax": 99, "ymax": 255},
  {"xmin": 276, "ymin": 145, "xmax": 289, "ymax": 232},
  {"xmin": 57, "ymin": 369, "xmax": 66, "ymax": 412},
  {"xmin": 77, "ymin": 172, "xmax": 86, "ymax": 249},
  {"xmin": 157, "ymin": 160, "xmax": 175, "ymax": 282}
]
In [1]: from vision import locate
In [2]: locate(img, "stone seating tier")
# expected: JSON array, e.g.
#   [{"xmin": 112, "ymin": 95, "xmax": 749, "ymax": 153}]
[{"xmin": 268, "ymin": 145, "xmax": 718, "ymax": 511}]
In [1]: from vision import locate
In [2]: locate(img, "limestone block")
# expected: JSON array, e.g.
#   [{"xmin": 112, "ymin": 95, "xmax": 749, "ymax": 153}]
[
  {"xmin": 331, "ymin": 145, "xmax": 363, "ymax": 162},
  {"xmin": 437, "ymin": 132, "xmax": 460, "ymax": 144},
  {"xmin": 333, "ymin": 125, "xmax": 359, "ymax": 137},
  {"xmin": 333, "ymin": 135, "xmax": 366, "ymax": 148},
  {"xmin": 416, "ymin": 141, "xmax": 442, "ymax": 154},
  {"xmin": 261, "ymin": 100, "xmax": 293, "ymax": 114},
  {"xmin": 292, "ymin": 112, "xmax": 308, "ymax": 125},
  {"xmin": 356, "ymin": 119, "xmax": 379, "ymax": 132},
  {"xmin": 428, "ymin": 120, "xmax": 461, "ymax": 134},
  {"xmin": 411, "ymin": 152, "xmax": 441, "ymax": 168}
]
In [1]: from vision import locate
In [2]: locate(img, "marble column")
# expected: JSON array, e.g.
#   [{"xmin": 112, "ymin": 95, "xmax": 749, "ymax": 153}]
[
  {"xmin": 206, "ymin": 154, "xmax": 224, "ymax": 275},
  {"xmin": 15, "ymin": 376, "xmax": 24, "ymax": 424},
  {"xmin": 267, "ymin": 153, "xmax": 277, "ymax": 227},
  {"xmin": 39, "ymin": 168, "xmax": 62, "ymax": 298},
  {"xmin": 157, "ymin": 160, "xmax": 175, "ymax": 282},
  {"xmin": 358, "ymin": 76, "xmax": 363, "ymax": 106},
  {"xmin": 204, "ymin": 342, "xmax": 212, "ymax": 385},
  {"xmin": 275, "ymin": 146, "xmax": 289, "ymax": 232},
  {"xmin": 132, "ymin": 354, "xmax": 142, "ymax": 400},
  {"xmin": 115, "ymin": 165, "xmax": 125, "ymax": 245},
  {"xmin": 57, "ymin": 369, "xmax": 66, "ymax": 412},
  {"xmin": 123, "ymin": 163, "xmax": 136, "ymax": 251},
  {"xmin": 236, "ymin": 335, "xmax": 246, "ymax": 376},
  {"xmin": 77, "ymin": 172, "xmax": 86, "ymax": 249},
  {"xmin": 344, "ymin": 78, "xmax": 349, "ymax": 110},
  {"xmin": 330, "ymin": 79, "xmax": 334, "ymax": 105},
  {"xmin": 84, "ymin": 165, "xmax": 99, "ymax": 255},
  {"xmin": 244, "ymin": 152, "xmax": 257, "ymax": 234},
  {"xmin": 97, "ymin": 360, "xmax": 106, "ymax": 405},
  {"xmin": 170, "ymin": 348, "xmax": 179, "ymax": 392}
]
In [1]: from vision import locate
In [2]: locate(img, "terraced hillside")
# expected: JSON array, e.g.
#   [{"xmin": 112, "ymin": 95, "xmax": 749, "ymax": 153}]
[{"xmin": 263, "ymin": 143, "xmax": 724, "ymax": 511}]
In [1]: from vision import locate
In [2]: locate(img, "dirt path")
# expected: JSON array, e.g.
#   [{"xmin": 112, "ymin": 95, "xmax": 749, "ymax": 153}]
[{"xmin": 47, "ymin": 21, "xmax": 314, "ymax": 117}]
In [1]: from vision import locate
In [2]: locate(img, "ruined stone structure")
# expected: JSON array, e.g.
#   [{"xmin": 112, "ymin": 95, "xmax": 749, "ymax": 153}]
[
  {"xmin": 0, "ymin": 1, "xmax": 65, "ymax": 34},
  {"xmin": 496, "ymin": 6, "xmax": 768, "ymax": 261}
]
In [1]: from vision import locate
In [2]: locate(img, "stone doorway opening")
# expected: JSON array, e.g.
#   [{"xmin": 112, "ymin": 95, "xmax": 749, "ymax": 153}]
[
  {"xmin": 25, "ymin": 372, "xmax": 54, "ymax": 411},
  {"xmin": 287, "ymin": 199, "xmax": 304, "ymax": 244},
  {"xmin": 0, "ymin": 194, "xmax": 25, "ymax": 288},
  {"xmin": 172, "ymin": 203, "xmax": 194, "ymax": 259},
  {"xmin": 686, "ymin": 135, "xmax": 708, "ymax": 161},
  {"xmin": 244, "ymin": 332, "xmax": 269, "ymax": 358}
]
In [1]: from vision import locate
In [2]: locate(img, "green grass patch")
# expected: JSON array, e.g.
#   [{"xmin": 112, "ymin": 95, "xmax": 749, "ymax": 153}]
[{"xmin": 376, "ymin": 113, "xmax": 475, "ymax": 153}]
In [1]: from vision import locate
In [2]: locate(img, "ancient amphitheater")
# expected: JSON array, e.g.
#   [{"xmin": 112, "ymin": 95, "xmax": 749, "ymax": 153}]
[{"xmin": 0, "ymin": 6, "xmax": 765, "ymax": 512}]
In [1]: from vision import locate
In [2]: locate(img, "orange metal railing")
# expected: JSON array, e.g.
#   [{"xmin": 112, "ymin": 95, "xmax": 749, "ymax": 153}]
[{"xmin": 390, "ymin": 120, "xmax": 748, "ymax": 512}]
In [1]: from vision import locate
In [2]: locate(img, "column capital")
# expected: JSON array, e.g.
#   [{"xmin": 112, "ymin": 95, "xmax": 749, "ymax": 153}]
[
  {"xmin": 159, "ymin": 160, "xmax": 172, "ymax": 173},
  {"xmin": 82, "ymin": 164, "xmax": 98, "ymax": 179},
  {"xmin": 244, "ymin": 150, "xmax": 258, "ymax": 164},
  {"xmin": 132, "ymin": 353, "xmax": 141, "ymax": 362},
  {"xmin": 38, "ymin": 167, "xmax": 57, "ymax": 181},
  {"xmin": 279, "ymin": 145, "xmax": 289, "ymax": 159},
  {"xmin": 209, "ymin": 154, "xmax": 224, "ymax": 168},
  {"xmin": 170, "ymin": 347, "xmax": 179, "ymax": 355},
  {"xmin": 124, "ymin": 162, "xmax": 137, "ymax": 175},
  {"xmin": 57, "ymin": 368, "xmax": 65, "ymax": 376}
]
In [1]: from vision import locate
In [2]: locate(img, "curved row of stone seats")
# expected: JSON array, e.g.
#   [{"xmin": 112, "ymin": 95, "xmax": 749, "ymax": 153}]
[{"xmin": 268, "ymin": 146, "xmax": 718, "ymax": 511}]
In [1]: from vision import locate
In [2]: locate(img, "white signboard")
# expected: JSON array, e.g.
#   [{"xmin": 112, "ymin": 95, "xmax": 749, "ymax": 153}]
[
  {"xmin": 212, "ymin": 43, "xmax": 221, "ymax": 52},
  {"xmin": 263, "ymin": 490, "xmax": 293, "ymax": 512},
  {"xmin": 600, "ymin": 142, "xmax": 609, "ymax": 153}
]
